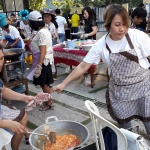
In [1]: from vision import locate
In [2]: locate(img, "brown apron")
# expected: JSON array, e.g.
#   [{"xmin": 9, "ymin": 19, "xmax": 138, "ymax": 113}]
[{"xmin": 106, "ymin": 33, "xmax": 150, "ymax": 124}]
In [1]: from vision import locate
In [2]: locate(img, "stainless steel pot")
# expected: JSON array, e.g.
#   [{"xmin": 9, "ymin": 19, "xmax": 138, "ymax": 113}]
[
  {"xmin": 3, "ymin": 48, "xmax": 24, "ymax": 61},
  {"xmin": 29, "ymin": 116, "xmax": 89, "ymax": 150}
]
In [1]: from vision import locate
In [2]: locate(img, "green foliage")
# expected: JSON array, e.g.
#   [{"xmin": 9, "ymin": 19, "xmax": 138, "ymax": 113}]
[
  {"xmin": 29, "ymin": 0, "xmax": 47, "ymax": 10},
  {"xmin": 128, "ymin": 0, "xmax": 143, "ymax": 8},
  {"xmin": 0, "ymin": 1, "xmax": 2, "ymax": 10},
  {"xmin": 52, "ymin": 0, "xmax": 83, "ymax": 16}
]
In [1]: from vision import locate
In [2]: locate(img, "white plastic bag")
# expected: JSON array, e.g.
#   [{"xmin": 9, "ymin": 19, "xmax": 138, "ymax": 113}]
[
  {"xmin": 120, "ymin": 128, "xmax": 150, "ymax": 150},
  {"xmin": 84, "ymin": 75, "xmax": 91, "ymax": 86}
]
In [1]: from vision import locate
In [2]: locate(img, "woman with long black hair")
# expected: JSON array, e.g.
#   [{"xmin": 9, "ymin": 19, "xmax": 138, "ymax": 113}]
[{"xmin": 80, "ymin": 7, "xmax": 98, "ymax": 40}]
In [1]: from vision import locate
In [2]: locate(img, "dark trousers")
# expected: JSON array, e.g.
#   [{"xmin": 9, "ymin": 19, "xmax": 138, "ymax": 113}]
[{"xmin": 72, "ymin": 27, "xmax": 78, "ymax": 39}]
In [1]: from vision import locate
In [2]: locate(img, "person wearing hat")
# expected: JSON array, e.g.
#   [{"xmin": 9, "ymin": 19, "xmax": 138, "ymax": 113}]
[
  {"xmin": 27, "ymin": 11, "xmax": 54, "ymax": 111},
  {"xmin": 0, "ymin": 13, "xmax": 24, "ymax": 49},
  {"xmin": 19, "ymin": 9, "xmax": 32, "ymax": 42},
  {"xmin": 42, "ymin": 9, "xmax": 60, "ymax": 45}
]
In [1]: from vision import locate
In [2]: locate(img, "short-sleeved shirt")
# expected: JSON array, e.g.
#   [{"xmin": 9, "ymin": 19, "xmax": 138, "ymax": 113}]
[
  {"xmin": 84, "ymin": 28, "xmax": 150, "ymax": 69},
  {"xmin": 71, "ymin": 14, "xmax": 80, "ymax": 27},
  {"xmin": 12, "ymin": 19, "xmax": 20, "ymax": 28},
  {"xmin": 84, "ymin": 19, "xmax": 97, "ymax": 40},
  {"xmin": 2, "ymin": 25, "xmax": 25, "ymax": 48},
  {"xmin": 45, "ymin": 22, "xmax": 56, "ymax": 39},
  {"xmin": 31, "ymin": 28, "xmax": 53, "ymax": 65},
  {"xmin": 20, "ymin": 21, "xmax": 32, "ymax": 39},
  {"xmin": 56, "ymin": 16, "xmax": 67, "ymax": 34}
]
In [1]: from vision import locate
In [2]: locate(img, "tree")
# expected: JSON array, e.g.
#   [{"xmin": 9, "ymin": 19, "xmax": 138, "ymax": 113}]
[
  {"xmin": 0, "ymin": 0, "xmax": 3, "ymax": 10},
  {"xmin": 52, "ymin": 0, "xmax": 83, "ymax": 16},
  {"xmin": 29, "ymin": 0, "xmax": 47, "ymax": 10},
  {"xmin": 128, "ymin": 0, "xmax": 143, "ymax": 8}
]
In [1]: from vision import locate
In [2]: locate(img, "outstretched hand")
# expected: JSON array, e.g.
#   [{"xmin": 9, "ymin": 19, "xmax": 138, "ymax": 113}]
[
  {"xmin": 24, "ymin": 95, "xmax": 36, "ymax": 104},
  {"xmin": 50, "ymin": 83, "xmax": 66, "ymax": 94}
]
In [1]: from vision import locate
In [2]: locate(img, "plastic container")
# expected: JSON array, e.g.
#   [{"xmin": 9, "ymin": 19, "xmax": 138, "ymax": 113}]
[{"xmin": 67, "ymin": 41, "xmax": 76, "ymax": 49}]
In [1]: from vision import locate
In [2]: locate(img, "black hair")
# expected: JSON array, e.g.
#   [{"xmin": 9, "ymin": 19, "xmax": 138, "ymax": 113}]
[
  {"xmin": 29, "ymin": 9, "xmax": 33, "ymax": 13},
  {"xmin": 3, "ymin": 24, "xmax": 9, "ymax": 28},
  {"xmin": 55, "ymin": 9, "xmax": 61, "ymax": 15},
  {"xmin": 131, "ymin": 7, "xmax": 147, "ymax": 19},
  {"xmin": 138, "ymin": 3, "xmax": 145, "ymax": 7},
  {"xmin": 42, "ymin": 13, "xmax": 55, "ymax": 22},
  {"xmin": 82, "ymin": 7, "xmax": 95, "ymax": 23},
  {"xmin": 28, "ymin": 20, "xmax": 45, "ymax": 31},
  {"xmin": 10, "ymin": 13, "xmax": 16, "ymax": 17}
]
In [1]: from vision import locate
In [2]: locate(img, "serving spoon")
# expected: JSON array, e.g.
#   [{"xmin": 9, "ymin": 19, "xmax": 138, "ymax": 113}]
[{"xmin": 26, "ymin": 131, "xmax": 56, "ymax": 143}]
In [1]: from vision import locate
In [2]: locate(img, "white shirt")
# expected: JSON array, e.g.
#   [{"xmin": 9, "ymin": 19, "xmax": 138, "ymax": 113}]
[
  {"xmin": 2, "ymin": 25, "xmax": 25, "ymax": 48},
  {"xmin": 31, "ymin": 28, "xmax": 53, "ymax": 65},
  {"xmin": 56, "ymin": 16, "xmax": 67, "ymax": 34},
  {"xmin": 45, "ymin": 22, "xmax": 56, "ymax": 39},
  {"xmin": 20, "ymin": 21, "xmax": 32, "ymax": 39},
  {"xmin": 84, "ymin": 28, "xmax": 150, "ymax": 69}
]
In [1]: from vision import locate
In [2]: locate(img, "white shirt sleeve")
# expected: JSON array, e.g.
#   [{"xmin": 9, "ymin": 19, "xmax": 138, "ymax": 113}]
[
  {"xmin": 83, "ymin": 43, "xmax": 102, "ymax": 65},
  {"xmin": 38, "ymin": 31, "xmax": 46, "ymax": 46},
  {"xmin": 63, "ymin": 17, "xmax": 67, "ymax": 24},
  {"xmin": 12, "ymin": 27, "xmax": 20, "ymax": 39},
  {"xmin": 20, "ymin": 21, "xmax": 24, "ymax": 30},
  {"xmin": 138, "ymin": 32, "xmax": 150, "ymax": 57}
]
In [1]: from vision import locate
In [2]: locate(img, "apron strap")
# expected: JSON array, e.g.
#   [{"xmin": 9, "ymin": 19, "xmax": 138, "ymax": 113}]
[
  {"xmin": 125, "ymin": 33, "xmax": 134, "ymax": 49},
  {"xmin": 105, "ymin": 32, "xmax": 112, "ymax": 53}
]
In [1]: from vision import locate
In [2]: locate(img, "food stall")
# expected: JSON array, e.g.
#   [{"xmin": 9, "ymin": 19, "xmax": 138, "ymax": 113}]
[{"xmin": 53, "ymin": 40, "xmax": 98, "ymax": 88}]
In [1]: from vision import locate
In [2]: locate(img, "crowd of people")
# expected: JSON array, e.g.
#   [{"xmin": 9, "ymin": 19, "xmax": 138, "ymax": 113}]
[{"xmin": 0, "ymin": 3, "xmax": 150, "ymax": 149}]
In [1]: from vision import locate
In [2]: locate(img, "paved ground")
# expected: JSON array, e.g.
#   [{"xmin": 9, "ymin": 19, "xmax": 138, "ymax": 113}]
[{"xmin": 6, "ymin": 32, "xmax": 150, "ymax": 149}]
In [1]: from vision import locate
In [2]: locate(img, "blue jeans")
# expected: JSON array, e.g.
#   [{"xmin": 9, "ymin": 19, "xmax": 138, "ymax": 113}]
[{"xmin": 58, "ymin": 33, "xmax": 65, "ymax": 43}]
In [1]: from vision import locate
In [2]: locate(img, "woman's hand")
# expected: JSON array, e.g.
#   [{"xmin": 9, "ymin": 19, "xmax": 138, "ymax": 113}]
[
  {"xmin": 7, "ymin": 120, "xmax": 28, "ymax": 134},
  {"xmin": 34, "ymin": 64, "xmax": 42, "ymax": 78},
  {"xmin": 50, "ymin": 83, "xmax": 66, "ymax": 94},
  {"xmin": 23, "ymin": 95, "xmax": 36, "ymax": 104},
  {"xmin": 80, "ymin": 34, "xmax": 88, "ymax": 39},
  {"xmin": 4, "ymin": 45, "xmax": 12, "ymax": 49}
]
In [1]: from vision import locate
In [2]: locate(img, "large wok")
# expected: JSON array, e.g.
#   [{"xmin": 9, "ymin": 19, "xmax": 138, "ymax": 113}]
[
  {"xmin": 29, "ymin": 116, "xmax": 89, "ymax": 150},
  {"xmin": 3, "ymin": 48, "xmax": 24, "ymax": 61}
]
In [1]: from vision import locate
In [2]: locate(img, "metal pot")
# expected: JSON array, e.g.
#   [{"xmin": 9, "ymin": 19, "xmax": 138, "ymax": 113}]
[
  {"xmin": 3, "ymin": 48, "xmax": 24, "ymax": 61},
  {"xmin": 29, "ymin": 116, "xmax": 89, "ymax": 150}
]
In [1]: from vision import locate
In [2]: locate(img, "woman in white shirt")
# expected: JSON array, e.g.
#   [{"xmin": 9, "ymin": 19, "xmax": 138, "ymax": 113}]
[
  {"xmin": 52, "ymin": 4, "xmax": 150, "ymax": 137},
  {"xmin": 27, "ymin": 11, "xmax": 53, "ymax": 111}
]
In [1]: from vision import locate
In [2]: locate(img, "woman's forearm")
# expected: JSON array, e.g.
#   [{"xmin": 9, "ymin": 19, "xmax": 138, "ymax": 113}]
[
  {"xmin": 2, "ymin": 87, "xmax": 27, "ymax": 101},
  {"xmin": 62, "ymin": 61, "xmax": 91, "ymax": 86},
  {"xmin": 87, "ymin": 26, "xmax": 98, "ymax": 37}
]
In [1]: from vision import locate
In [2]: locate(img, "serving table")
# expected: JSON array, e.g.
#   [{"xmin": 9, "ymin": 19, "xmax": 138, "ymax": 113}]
[{"xmin": 53, "ymin": 46, "xmax": 96, "ymax": 87}]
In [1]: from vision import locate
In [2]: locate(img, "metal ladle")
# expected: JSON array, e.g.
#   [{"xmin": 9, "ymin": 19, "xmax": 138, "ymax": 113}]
[{"xmin": 26, "ymin": 131, "xmax": 56, "ymax": 143}]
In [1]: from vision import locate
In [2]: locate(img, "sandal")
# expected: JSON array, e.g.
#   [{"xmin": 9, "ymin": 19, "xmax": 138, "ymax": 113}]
[
  {"xmin": 25, "ymin": 137, "xmax": 30, "ymax": 145},
  {"xmin": 86, "ymin": 83, "xmax": 94, "ymax": 88},
  {"xmin": 39, "ymin": 102, "xmax": 53, "ymax": 111}
]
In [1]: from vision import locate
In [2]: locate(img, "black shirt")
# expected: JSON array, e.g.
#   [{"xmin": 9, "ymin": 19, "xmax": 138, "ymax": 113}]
[{"xmin": 84, "ymin": 19, "xmax": 97, "ymax": 40}]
